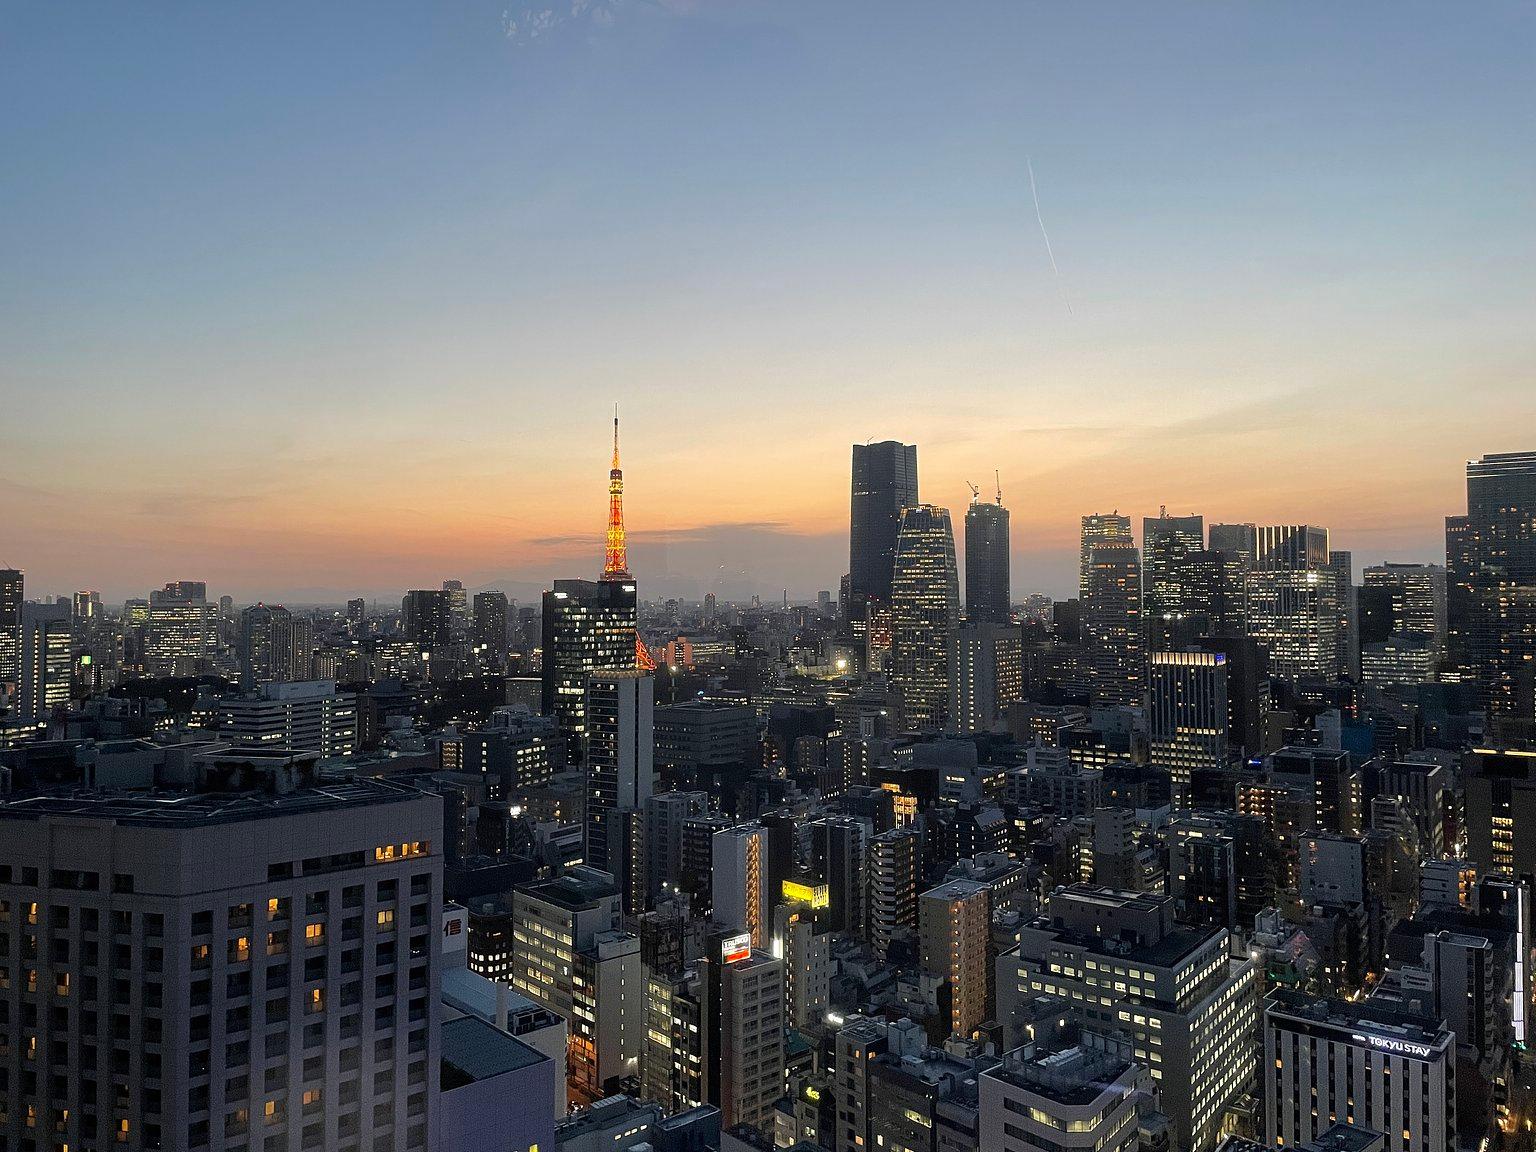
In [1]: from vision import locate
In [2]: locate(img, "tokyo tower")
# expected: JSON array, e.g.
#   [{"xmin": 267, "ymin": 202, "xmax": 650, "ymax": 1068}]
[{"xmin": 600, "ymin": 409, "xmax": 655, "ymax": 670}]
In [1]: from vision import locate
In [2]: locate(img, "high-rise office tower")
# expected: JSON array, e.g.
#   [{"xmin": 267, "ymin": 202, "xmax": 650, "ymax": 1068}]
[
  {"xmin": 1327, "ymin": 549, "xmax": 1357, "ymax": 678},
  {"xmin": 919, "ymin": 878, "xmax": 991, "ymax": 1039},
  {"xmin": 1079, "ymin": 513, "xmax": 1134, "ymax": 600},
  {"xmin": 698, "ymin": 933, "xmax": 785, "ymax": 1135},
  {"xmin": 889, "ymin": 504, "xmax": 959, "ymax": 730},
  {"xmin": 848, "ymin": 440, "xmax": 919, "ymax": 638},
  {"xmin": 238, "ymin": 602, "xmax": 313, "ymax": 688},
  {"xmin": 1447, "ymin": 452, "xmax": 1536, "ymax": 728},
  {"xmin": 471, "ymin": 590, "xmax": 510, "ymax": 666},
  {"xmin": 120, "ymin": 597, "xmax": 150, "ymax": 675},
  {"xmin": 346, "ymin": 596, "xmax": 366, "ymax": 634},
  {"xmin": 1, "ymin": 567, "xmax": 25, "ymax": 683},
  {"xmin": 71, "ymin": 589, "xmax": 100, "ymax": 623},
  {"xmin": 583, "ymin": 669, "xmax": 655, "ymax": 891},
  {"xmin": 0, "ymin": 775, "xmax": 443, "ymax": 1152},
  {"xmin": 867, "ymin": 827, "xmax": 920, "ymax": 960},
  {"xmin": 440, "ymin": 578, "xmax": 469, "ymax": 631},
  {"xmin": 401, "ymin": 589, "xmax": 454, "ymax": 651},
  {"xmin": 510, "ymin": 867, "xmax": 642, "ymax": 1106},
  {"xmin": 1194, "ymin": 635, "xmax": 1267, "ymax": 761},
  {"xmin": 1182, "ymin": 548, "xmax": 1249, "ymax": 637},
  {"xmin": 1364, "ymin": 563, "xmax": 1448, "ymax": 649},
  {"xmin": 1245, "ymin": 526, "xmax": 1341, "ymax": 681},
  {"xmin": 541, "ymin": 578, "xmax": 637, "ymax": 760},
  {"xmin": 999, "ymin": 886, "xmax": 1259, "ymax": 1152},
  {"xmin": 1208, "ymin": 522, "xmax": 1257, "ymax": 566},
  {"xmin": 1143, "ymin": 511, "xmax": 1204, "ymax": 649},
  {"xmin": 1149, "ymin": 650, "xmax": 1229, "ymax": 804},
  {"xmin": 950, "ymin": 621, "xmax": 1023, "ymax": 734},
  {"xmin": 19, "ymin": 601, "xmax": 71, "ymax": 721},
  {"xmin": 145, "ymin": 581, "xmax": 215, "ymax": 676},
  {"xmin": 964, "ymin": 490, "xmax": 1010, "ymax": 625},
  {"xmin": 1083, "ymin": 541, "xmax": 1143, "ymax": 707},
  {"xmin": 1264, "ymin": 991, "xmax": 1454, "ymax": 1152}
]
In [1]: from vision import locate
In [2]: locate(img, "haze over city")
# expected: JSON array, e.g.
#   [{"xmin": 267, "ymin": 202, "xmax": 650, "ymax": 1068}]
[{"xmin": 4, "ymin": 1, "xmax": 1533, "ymax": 602}]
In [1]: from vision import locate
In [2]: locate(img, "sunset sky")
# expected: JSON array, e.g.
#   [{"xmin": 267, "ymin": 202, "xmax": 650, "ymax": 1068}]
[{"xmin": 3, "ymin": 2, "xmax": 1533, "ymax": 604}]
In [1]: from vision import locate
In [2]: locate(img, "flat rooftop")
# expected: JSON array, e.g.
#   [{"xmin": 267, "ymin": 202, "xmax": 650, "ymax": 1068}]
[
  {"xmin": 517, "ymin": 867, "xmax": 618, "ymax": 910},
  {"xmin": 441, "ymin": 1016, "xmax": 547, "ymax": 1086},
  {"xmin": 986, "ymin": 1044, "xmax": 1135, "ymax": 1107},
  {"xmin": 0, "ymin": 776, "xmax": 431, "ymax": 828},
  {"xmin": 1268, "ymin": 988, "xmax": 1451, "ymax": 1049},
  {"xmin": 1033, "ymin": 918, "xmax": 1216, "ymax": 970}
]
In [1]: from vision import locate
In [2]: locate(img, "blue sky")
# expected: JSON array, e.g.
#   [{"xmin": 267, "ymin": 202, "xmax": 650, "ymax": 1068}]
[{"xmin": 2, "ymin": 1, "xmax": 1533, "ymax": 602}]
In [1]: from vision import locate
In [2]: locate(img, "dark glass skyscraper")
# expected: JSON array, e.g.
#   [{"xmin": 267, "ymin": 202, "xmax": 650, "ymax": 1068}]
[
  {"xmin": 401, "ymin": 588, "xmax": 454, "ymax": 650},
  {"xmin": 1142, "ymin": 512, "xmax": 1204, "ymax": 650},
  {"xmin": 541, "ymin": 577, "xmax": 638, "ymax": 759},
  {"xmin": 848, "ymin": 440, "xmax": 919, "ymax": 636},
  {"xmin": 472, "ymin": 589, "xmax": 510, "ymax": 665},
  {"xmin": 963, "ymin": 496, "xmax": 1010, "ymax": 625},
  {"xmin": 1447, "ymin": 451, "xmax": 1536, "ymax": 732}
]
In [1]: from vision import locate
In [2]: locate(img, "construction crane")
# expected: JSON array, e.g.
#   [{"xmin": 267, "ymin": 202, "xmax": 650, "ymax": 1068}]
[
  {"xmin": 966, "ymin": 481, "xmax": 981, "ymax": 503},
  {"xmin": 995, "ymin": 470, "xmax": 1003, "ymax": 505}
]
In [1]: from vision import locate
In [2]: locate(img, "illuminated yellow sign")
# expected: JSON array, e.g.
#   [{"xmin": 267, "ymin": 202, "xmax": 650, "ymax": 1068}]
[{"xmin": 783, "ymin": 880, "xmax": 830, "ymax": 909}]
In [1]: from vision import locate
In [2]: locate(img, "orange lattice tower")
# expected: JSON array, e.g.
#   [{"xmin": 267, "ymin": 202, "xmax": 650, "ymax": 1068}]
[{"xmin": 601, "ymin": 408, "xmax": 632, "ymax": 583}]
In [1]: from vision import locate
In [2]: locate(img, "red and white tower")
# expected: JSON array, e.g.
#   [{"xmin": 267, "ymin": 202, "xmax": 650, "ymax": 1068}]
[
  {"xmin": 601, "ymin": 408, "xmax": 632, "ymax": 583},
  {"xmin": 599, "ymin": 409, "xmax": 655, "ymax": 669}
]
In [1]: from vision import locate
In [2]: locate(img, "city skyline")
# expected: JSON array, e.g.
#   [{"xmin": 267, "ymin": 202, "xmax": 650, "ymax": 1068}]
[
  {"xmin": 8, "ymin": 7, "xmax": 1536, "ymax": 1152},
  {"xmin": 1, "ymin": 414, "xmax": 1519, "ymax": 606},
  {"xmin": 3, "ymin": 2, "xmax": 1533, "ymax": 602}
]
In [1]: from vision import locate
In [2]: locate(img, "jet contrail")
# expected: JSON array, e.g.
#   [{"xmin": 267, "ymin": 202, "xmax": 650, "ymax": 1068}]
[{"xmin": 1026, "ymin": 154, "xmax": 1073, "ymax": 315}]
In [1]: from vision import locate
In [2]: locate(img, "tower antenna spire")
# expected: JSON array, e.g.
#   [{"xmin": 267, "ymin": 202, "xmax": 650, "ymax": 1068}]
[{"xmin": 602, "ymin": 407, "xmax": 632, "ymax": 583}]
